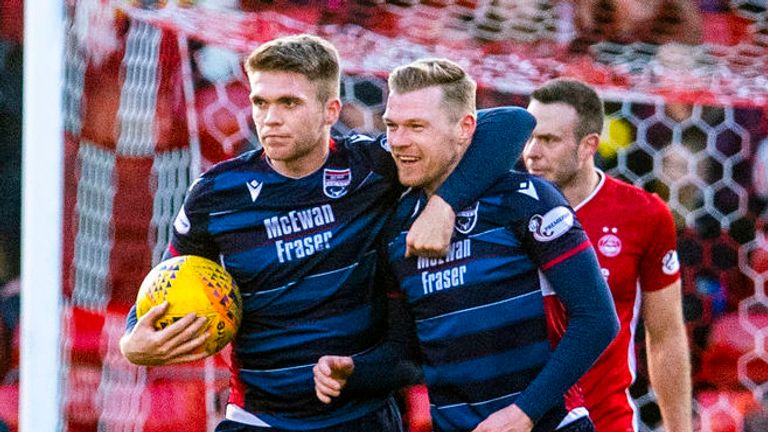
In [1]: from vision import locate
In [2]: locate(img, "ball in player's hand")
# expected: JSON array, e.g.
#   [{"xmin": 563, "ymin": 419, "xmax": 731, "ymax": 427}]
[{"xmin": 136, "ymin": 255, "xmax": 242, "ymax": 356}]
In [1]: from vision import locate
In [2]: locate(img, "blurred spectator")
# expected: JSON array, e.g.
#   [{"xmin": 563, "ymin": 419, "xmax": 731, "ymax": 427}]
[
  {"xmin": 0, "ymin": 2, "xmax": 21, "ymax": 385},
  {"xmin": 0, "ymin": 235, "xmax": 19, "ymax": 383},
  {"xmin": 571, "ymin": 0, "xmax": 703, "ymax": 51},
  {"xmin": 0, "ymin": 39, "xmax": 21, "ymax": 276},
  {"xmin": 0, "ymin": 0, "xmax": 22, "ymax": 44}
]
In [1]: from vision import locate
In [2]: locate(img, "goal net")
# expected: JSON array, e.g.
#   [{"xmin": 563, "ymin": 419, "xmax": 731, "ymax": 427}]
[{"xmin": 39, "ymin": 0, "xmax": 768, "ymax": 431}]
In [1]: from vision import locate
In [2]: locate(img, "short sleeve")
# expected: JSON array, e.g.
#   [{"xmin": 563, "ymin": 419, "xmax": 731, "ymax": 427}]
[{"xmin": 638, "ymin": 194, "xmax": 681, "ymax": 292}]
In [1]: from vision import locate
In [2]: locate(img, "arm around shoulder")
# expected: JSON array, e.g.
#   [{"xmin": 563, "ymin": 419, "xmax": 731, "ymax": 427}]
[
  {"xmin": 435, "ymin": 106, "xmax": 535, "ymax": 210},
  {"xmin": 515, "ymin": 246, "xmax": 619, "ymax": 421}
]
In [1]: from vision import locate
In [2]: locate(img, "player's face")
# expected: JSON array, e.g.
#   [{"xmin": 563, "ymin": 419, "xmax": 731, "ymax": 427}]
[
  {"xmin": 523, "ymin": 100, "xmax": 583, "ymax": 188},
  {"xmin": 248, "ymin": 71, "xmax": 340, "ymax": 175},
  {"xmin": 384, "ymin": 86, "xmax": 469, "ymax": 194}
]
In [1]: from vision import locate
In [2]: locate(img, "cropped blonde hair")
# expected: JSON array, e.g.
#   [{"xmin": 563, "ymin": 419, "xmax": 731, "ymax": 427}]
[
  {"xmin": 245, "ymin": 34, "xmax": 340, "ymax": 103},
  {"xmin": 388, "ymin": 58, "xmax": 476, "ymax": 121}
]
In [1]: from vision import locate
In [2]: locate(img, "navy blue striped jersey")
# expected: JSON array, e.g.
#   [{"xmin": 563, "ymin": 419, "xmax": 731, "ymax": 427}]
[
  {"xmin": 131, "ymin": 107, "xmax": 536, "ymax": 430},
  {"xmin": 172, "ymin": 136, "xmax": 397, "ymax": 429},
  {"xmin": 385, "ymin": 171, "xmax": 595, "ymax": 431}
]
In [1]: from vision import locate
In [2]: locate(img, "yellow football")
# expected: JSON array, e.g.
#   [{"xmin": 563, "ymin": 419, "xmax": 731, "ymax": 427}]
[{"xmin": 136, "ymin": 255, "xmax": 242, "ymax": 356}]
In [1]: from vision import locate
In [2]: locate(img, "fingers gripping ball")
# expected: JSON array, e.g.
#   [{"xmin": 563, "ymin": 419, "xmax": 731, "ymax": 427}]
[{"xmin": 136, "ymin": 255, "xmax": 242, "ymax": 356}]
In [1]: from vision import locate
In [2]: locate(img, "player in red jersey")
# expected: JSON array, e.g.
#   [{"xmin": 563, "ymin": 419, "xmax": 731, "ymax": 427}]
[{"xmin": 523, "ymin": 78, "xmax": 692, "ymax": 432}]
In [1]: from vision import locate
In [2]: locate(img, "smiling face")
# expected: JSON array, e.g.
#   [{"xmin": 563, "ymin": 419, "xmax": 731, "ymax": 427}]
[
  {"xmin": 383, "ymin": 86, "xmax": 474, "ymax": 195},
  {"xmin": 248, "ymin": 70, "xmax": 340, "ymax": 177}
]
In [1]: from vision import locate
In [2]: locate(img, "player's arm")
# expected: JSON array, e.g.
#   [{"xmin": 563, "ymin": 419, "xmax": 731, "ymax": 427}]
[
  {"xmin": 636, "ymin": 196, "xmax": 692, "ymax": 431},
  {"xmin": 314, "ymin": 295, "xmax": 421, "ymax": 402},
  {"xmin": 314, "ymin": 251, "xmax": 421, "ymax": 403},
  {"xmin": 120, "ymin": 176, "xmax": 220, "ymax": 366},
  {"xmin": 643, "ymin": 280, "xmax": 692, "ymax": 432},
  {"xmin": 476, "ymin": 244, "xmax": 619, "ymax": 430},
  {"xmin": 515, "ymin": 245, "xmax": 618, "ymax": 421}
]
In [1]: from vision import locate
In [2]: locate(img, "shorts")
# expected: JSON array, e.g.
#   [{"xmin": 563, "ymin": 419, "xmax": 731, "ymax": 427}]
[
  {"xmin": 215, "ymin": 398, "xmax": 403, "ymax": 432},
  {"xmin": 557, "ymin": 416, "xmax": 595, "ymax": 432}
]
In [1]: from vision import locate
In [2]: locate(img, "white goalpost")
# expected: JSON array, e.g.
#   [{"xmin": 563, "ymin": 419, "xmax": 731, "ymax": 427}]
[{"xmin": 20, "ymin": 1, "xmax": 65, "ymax": 431}]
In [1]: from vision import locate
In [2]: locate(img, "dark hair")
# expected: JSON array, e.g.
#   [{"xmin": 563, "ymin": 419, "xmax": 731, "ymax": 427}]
[
  {"xmin": 244, "ymin": 34, "xmax": 340, "ymax": 103},
  {"xmin": 388, "ymin": 58, "xmax": 476, "ymax": 121},
  {"xmin": 530, "ymin": 78, "xmax": 604, "ymax": 143}
]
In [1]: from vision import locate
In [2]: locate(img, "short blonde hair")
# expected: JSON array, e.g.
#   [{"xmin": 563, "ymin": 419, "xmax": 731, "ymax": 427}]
[
  {"xmin": 387, "ymin": 58, "xmax": 476, "ymax": 121},
  {"xmin": 244, "ymin": 34, "xmax": 340, "ymax": 103}
]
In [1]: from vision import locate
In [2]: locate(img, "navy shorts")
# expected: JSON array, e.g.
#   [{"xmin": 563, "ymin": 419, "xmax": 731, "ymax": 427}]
[
  {"xmin": 556, "ymin": 416, "xmax": 595, "ymax": 432},
  {"xmin": 215, "ymin": 399, "xmax": 403, "ymax": 432}
]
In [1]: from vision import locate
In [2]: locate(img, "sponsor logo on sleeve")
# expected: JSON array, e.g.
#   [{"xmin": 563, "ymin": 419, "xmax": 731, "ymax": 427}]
[
  {"xmin": 662, "ymin": 250, "xmax": 680, "ymax": 275},
  {"xmin": 323, "ymin": 168, "xmax": 352, "ymax": 199},
  {"xmin": 173, "ymin": 207, "xmax": 191, "ymax": 235},
  {"xmin": 455, "ymin": 202, "xmax": 479, "ymax": 234},
  {"xmin": 528, "ymin": 206, "xmax": 574, "ymax": 242}
]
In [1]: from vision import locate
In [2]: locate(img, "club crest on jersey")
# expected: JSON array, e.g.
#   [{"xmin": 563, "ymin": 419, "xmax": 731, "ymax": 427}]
[
  {"xmin": 455, "ymin": 202, "xmax": 479, "ymax": 234},
  {"xmin": 598, "ymin": 234, "xmax": 622, "ymax": 257},
  {"xmin": 323, "ymin": 168, "xmax": 351, "ymax": 199},
  {"xmin": 662, "ymin": 250, "xmax": 680, "ymax": 275},
  {"xmin": 528, "ymin": 206, "xmax": 573, "ymax": 242}
]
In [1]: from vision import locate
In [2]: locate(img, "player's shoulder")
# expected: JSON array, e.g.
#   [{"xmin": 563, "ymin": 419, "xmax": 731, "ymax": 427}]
[
  {"xmin": 603, "ymin": 174, "xmax": 669, "ymax": 215},
  {"xmin": 490, "ymin": 170, "xmax": 567, "ymax": 203},
  {"xmin": 185, "ymin": 150, "xmax": 265, "ymax": 206},
  {"xmin": 331, "ymin": 131, "xmax": 384, "ymax": 150},
  {"xmin": 200, "ymin": 149, "xmax": 263, "ymax": 179}
]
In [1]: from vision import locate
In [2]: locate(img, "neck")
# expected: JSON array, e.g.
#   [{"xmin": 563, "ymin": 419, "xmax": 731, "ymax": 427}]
[{"xmin": 561, "ymin": 167, "xmax": 600, "ymax": 208}]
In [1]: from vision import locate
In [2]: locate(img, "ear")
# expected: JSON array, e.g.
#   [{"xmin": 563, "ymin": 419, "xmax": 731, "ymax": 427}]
[
  {"xmin": 458, "ymin": 113, "xmax": 477, "ymax": 145},
  {"xmin": 579, "ymin": 132, "xmax": 600, "ymax": 162},
  {"xmin": 324, "ymin": 98, "xmax": 342, "ymax": 126}
]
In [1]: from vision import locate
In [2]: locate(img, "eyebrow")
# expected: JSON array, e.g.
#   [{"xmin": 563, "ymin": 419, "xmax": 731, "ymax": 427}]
[
  {"xmin": 383, "ymin": 117, "xmax": 427, "ymax": 125},
  {"xmin": 250, "ymin": 95, "xmax": 303, "ymax": 104}
]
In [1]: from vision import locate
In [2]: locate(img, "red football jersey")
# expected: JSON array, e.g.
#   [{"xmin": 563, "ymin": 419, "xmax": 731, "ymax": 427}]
[{"xmin": 575, "ymin": 172, "xmax": 681, "ymax": 432}]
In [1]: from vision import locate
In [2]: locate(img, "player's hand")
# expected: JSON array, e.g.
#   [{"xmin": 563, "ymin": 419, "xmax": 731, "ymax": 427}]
[
  {"xmin": 313, "ymin": 355, "xmax": 355, "ymax": 404},
  {"xmin": 406, "ymin": 195, "xmax": 455, "ymax": 258},
  {"xmin": 471, "ymin": 404, "xmax": 534, "ymax": 432},
  {"xmin": 119, "ymin": 302, "xmax": 209, "ymax": 366}
]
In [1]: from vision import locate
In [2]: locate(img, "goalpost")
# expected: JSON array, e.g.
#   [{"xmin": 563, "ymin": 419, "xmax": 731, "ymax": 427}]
[{"xmin": 20, "ymin": 1, "xmax": 65, "ymax": 431}]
